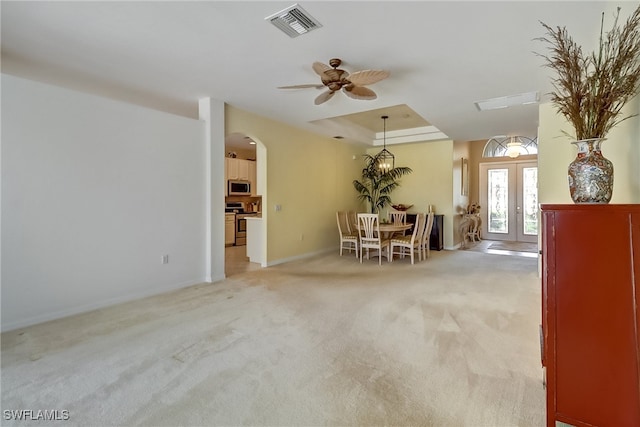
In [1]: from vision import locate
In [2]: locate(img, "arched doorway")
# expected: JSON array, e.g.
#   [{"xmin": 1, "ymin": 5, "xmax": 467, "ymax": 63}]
[{"xmin": 224, "ymin": 132, "xmax": 266, "ymax": 276}]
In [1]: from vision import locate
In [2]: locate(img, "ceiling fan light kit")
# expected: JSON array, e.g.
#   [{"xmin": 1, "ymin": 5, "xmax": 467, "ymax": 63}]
[{"xmin": 278, "ymin": 58, "xmax": 389, "ymax": 104}]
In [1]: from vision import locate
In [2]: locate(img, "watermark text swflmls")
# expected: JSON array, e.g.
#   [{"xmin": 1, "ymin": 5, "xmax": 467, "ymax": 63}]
[{"xmin": 3, "ymin": 409, "xmax": 70, "ymax": 421}]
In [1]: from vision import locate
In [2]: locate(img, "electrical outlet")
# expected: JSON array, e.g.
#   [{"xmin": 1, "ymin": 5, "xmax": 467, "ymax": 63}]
[
  {"xmin": 162, "ymin": 254, "xmax": 169, "ymax": 264},
  {"xmin": 275, "ymin": 204, "xmax": 282, "ymax": 212},
  {"xmin": 299, "ymin": 234, "xmax": 304, "ymax": 241}
]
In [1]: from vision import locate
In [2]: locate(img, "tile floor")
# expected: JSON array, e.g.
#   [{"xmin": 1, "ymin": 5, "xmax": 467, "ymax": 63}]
[
  {"xmin": 225, "ymin": 245, "xmax": 262, "ymax": 277},
  {"xmin": 461, "ymin": 238, "xmax": 539, "ymax": 258}
]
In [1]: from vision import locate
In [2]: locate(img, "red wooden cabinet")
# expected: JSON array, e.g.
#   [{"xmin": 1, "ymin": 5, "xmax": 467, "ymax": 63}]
[{"xmin": 541, "ymin": 204, "xmax": 640, "ymax": 427}]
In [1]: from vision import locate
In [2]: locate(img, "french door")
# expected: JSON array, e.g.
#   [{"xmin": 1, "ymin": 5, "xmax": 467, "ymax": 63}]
[{"xmin": 479, "ymin": 161, "xmax": 538, "ymax": 242}]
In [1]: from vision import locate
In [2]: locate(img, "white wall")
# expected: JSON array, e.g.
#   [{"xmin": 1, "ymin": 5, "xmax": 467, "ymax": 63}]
[
  {"xmin": 198, "ymin": 98, "xmax": 226, "ymax": 283},
  {"xmin": 1, "ymin": 75, "xmax": 207, "ymax": 331}
]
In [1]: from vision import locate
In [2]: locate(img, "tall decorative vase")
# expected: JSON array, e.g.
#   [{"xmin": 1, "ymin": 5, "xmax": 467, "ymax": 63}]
[{"xmin": 567, "ymin": 138, "xmax": 613, "ymax": 203}]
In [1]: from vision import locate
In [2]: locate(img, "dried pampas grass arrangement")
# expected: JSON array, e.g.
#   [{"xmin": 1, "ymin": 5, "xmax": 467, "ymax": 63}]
[{"xmin": 536, "ymin": 5, "xmax": 640, "ymax": 140}]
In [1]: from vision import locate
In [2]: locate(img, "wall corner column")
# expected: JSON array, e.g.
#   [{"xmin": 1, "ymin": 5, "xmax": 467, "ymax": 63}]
[{"xmin": 199, "ymin": 98, "xmax": 225, "ymax": 282}]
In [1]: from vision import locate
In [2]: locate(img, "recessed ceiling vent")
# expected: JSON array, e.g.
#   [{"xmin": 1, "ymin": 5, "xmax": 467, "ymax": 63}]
[
  {"xmin": 474, "ymin": 91, "xmax": 539, "ymax": 111},
  {"xmin": 265, "ymin": 4, "xmax": 322, "ymax": 38}
]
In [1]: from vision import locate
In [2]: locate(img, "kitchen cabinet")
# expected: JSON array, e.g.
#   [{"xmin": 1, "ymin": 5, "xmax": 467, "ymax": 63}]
[
  {"xmin": 225, "ymin": 157, "xmax": 235, "ymax": 180},
  {"xmin": 237, "ymin": 159, "xmax": 250, "ymax": 180},
  {"xmin": 249, "ymin": 161, "xmax": 257, "ymax": 195},
  {"xmin": 225, "ymin": 157, "xmax": 250, "ymax": 181},
  {"xmin": 225, "ymin": 213, "xmax": 235, "ymax": 246},
  {"xmin": 540, "ymin": 204, "xmax": 640, "ymax": 427},
  {"xmin": 225, "ymin": 158, "xmax": 257, "ymax": 196}
]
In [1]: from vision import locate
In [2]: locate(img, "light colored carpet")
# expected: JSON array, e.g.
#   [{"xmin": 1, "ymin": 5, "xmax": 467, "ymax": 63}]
[
  {"xmin": 488, "ymin": 241, "xmax": 538, "ymax": 253},
  {"xmin": 1, "ymin": 250, "xmax": 544, "ymax": 426}
]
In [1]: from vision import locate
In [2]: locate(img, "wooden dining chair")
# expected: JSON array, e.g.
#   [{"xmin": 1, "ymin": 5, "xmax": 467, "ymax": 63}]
[
  {"xmin": 336, "ymin": 211, "xmax": 359, "ymax": 258},
  {"xmin": 357, "ymin": 213, "xmax": 390, "ymax": 265},
  {"xmin": 421, "ymin": 212, "xmax": 435, "ymax": 260},
  {"xmin": 390, "ymin": 213, "xmax": 426, "ymax": 264},
  {"xmin": 388, "ymin": 211, "xmax": 407, "ymax": 237},
  {"xmin": 346, "ymin": 211, "xmax": 358, "ymax": 235},
  {"xmin": 388, "ymin": 211, "xmax": 407, "ymax": 225}
]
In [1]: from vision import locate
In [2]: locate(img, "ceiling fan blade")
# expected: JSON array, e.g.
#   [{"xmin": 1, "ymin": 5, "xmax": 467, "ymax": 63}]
[
  {"xmin": 312, "ymin": 62, "xmax": 332, "ymax": 76},
  {"xmin": 343, "ymin": 85, "xmax": 377, "ymax": 100},
  {"xmin": 278, "ymin": 84, "xmax": 325, "ymax": 89},
  {"xmin": 347, "ymin": 70, "xmax": 390, "ymax": 86},
  {"xmin": 314, "ymin": 90, "xmax": 336, "ymax": 105}
]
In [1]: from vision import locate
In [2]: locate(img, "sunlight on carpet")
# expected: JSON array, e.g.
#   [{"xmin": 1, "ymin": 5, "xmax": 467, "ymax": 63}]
[{"xmin": 488, "ymin": 241, "xmax": 538, "ymax": 253}]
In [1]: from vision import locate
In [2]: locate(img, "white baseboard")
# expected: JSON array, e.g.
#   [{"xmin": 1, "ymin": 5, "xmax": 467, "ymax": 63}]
[
  {"xmin": 1, "ymin": 278, "xmax": 207, "ymax": 332},
  {"xmin": 209, "ymin": 273, "xmax": 226, "ymax": 283}
]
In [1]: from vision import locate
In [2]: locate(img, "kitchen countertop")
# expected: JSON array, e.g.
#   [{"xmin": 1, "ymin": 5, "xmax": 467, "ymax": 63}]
[{"xmin": 226, "ymin": 213, "xmax": 262, "ymax": 219}]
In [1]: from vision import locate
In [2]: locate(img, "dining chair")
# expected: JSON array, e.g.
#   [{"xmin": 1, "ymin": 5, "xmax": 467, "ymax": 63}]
[
  {"xmin": 390, "ymin": 213, "xmax": 426, "ymax": 264},
  {"xmin": 421, "ymin": 212, "xmax": 435, "ymax": 260},
  {"xmin": 357, "ymin": 213, "xmax": 390, "ymax": 265},
  {"xmin": 388, "ymin": 211, "xmax": 407, "ymax": 237},
  {"xmin": 346, "ymin": 211, "xmax": 358, "ymax": 235},
  {"xmin": 336, "ymin": 211, "xmax": 359, "ymax": 258}
]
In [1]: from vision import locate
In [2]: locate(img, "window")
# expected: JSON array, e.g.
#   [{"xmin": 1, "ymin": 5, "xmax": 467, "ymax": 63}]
[{"xmin": 483, "ymin": 136, "xmax": 538, "ymax": 158}]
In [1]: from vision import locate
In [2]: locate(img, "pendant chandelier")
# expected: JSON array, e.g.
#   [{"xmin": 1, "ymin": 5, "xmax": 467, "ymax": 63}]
[
  {"xmin": 505, "ymin": 136, "xmax": 526, "ymax": 158},
  {"xmin": 376, "ymin": 115, "xmax": 394, "ymax": 172}
]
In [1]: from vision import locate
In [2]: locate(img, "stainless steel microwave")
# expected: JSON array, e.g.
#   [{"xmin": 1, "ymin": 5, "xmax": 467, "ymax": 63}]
[{"xmin": 228, "ymin": 180, "xmax": 251, "ymax": 195}]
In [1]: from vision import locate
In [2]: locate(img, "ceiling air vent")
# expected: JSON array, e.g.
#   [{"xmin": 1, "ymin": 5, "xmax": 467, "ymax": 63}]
[
  {"xmin": 265, "ymin": 4, "xmax": 322, "ymax": 38},
  {"xmin": 474, "ymin": 91, "xmax": 539, "ymax": 111}
]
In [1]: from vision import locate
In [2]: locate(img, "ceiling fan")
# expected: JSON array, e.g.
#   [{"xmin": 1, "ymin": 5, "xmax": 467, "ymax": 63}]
[{"xmin": 278, "ymin": 58, "xmax": 390, "ymax": 105}]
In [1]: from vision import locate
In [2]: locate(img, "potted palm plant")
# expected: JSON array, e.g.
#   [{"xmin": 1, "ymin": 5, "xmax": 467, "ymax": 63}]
[
  {"xmin": 536, "ymin": 5, "xmax": 640, "ymax": 203},
  {"xmin": 353, "ymin": 153, "xmax": 412, "ymax": 214}
]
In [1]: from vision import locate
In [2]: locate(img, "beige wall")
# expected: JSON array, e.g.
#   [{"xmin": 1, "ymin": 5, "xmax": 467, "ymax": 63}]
[
  {"xmin": 538, "ymin": 98, "xmax": 640, "ymax": 204},
  {"xmin": 226, "ymin": 147, "xmax": 255, "ymax": 160},
  {"xmin": 468, "ymin": 140, "xmax": 482, "ymax": 205},
  {"xmin": 225, "ymin": 105, "xmax": 364, "ymax": 264},
  {"xmin": 366, "ymin": 139, "xmax": 457, "ymax": 248},
  {"xmin": 226, "ymin": 104, "xmax": 460, "ymax": 262},
  {"xmin": 452, "ymin": 141, "xmax": 471, "ymax": 247},
  {"xmin": 468, "ymin": 140, "xmax": 485, "ymax": 209},
  {"xmin": 226, "ymin": 93, "xmax": 639, "ymax": 266}
]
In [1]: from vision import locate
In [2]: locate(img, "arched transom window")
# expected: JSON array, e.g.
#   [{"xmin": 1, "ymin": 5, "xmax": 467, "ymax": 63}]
[{"xmin": 482, "ymin": 136, "xmax": 538, "ymax": 158}]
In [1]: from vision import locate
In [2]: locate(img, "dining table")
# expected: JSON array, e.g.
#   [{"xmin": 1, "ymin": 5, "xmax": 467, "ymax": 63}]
[
  {"xmin": 358, "ymin": 223, "xmax": 413, "ymax": 239},
  {"xmin": 355, "ymin": 222, "xmax": 413, "ymax": 261},
  {"xmin": 381, "ymin": 223, "xmax": 413, "ymax": 239}
]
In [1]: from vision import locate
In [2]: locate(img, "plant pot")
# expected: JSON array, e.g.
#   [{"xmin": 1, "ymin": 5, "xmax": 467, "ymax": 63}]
[{"xmin": 567, "ymin": 138, "xmax": 613, "ymax": 203}]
